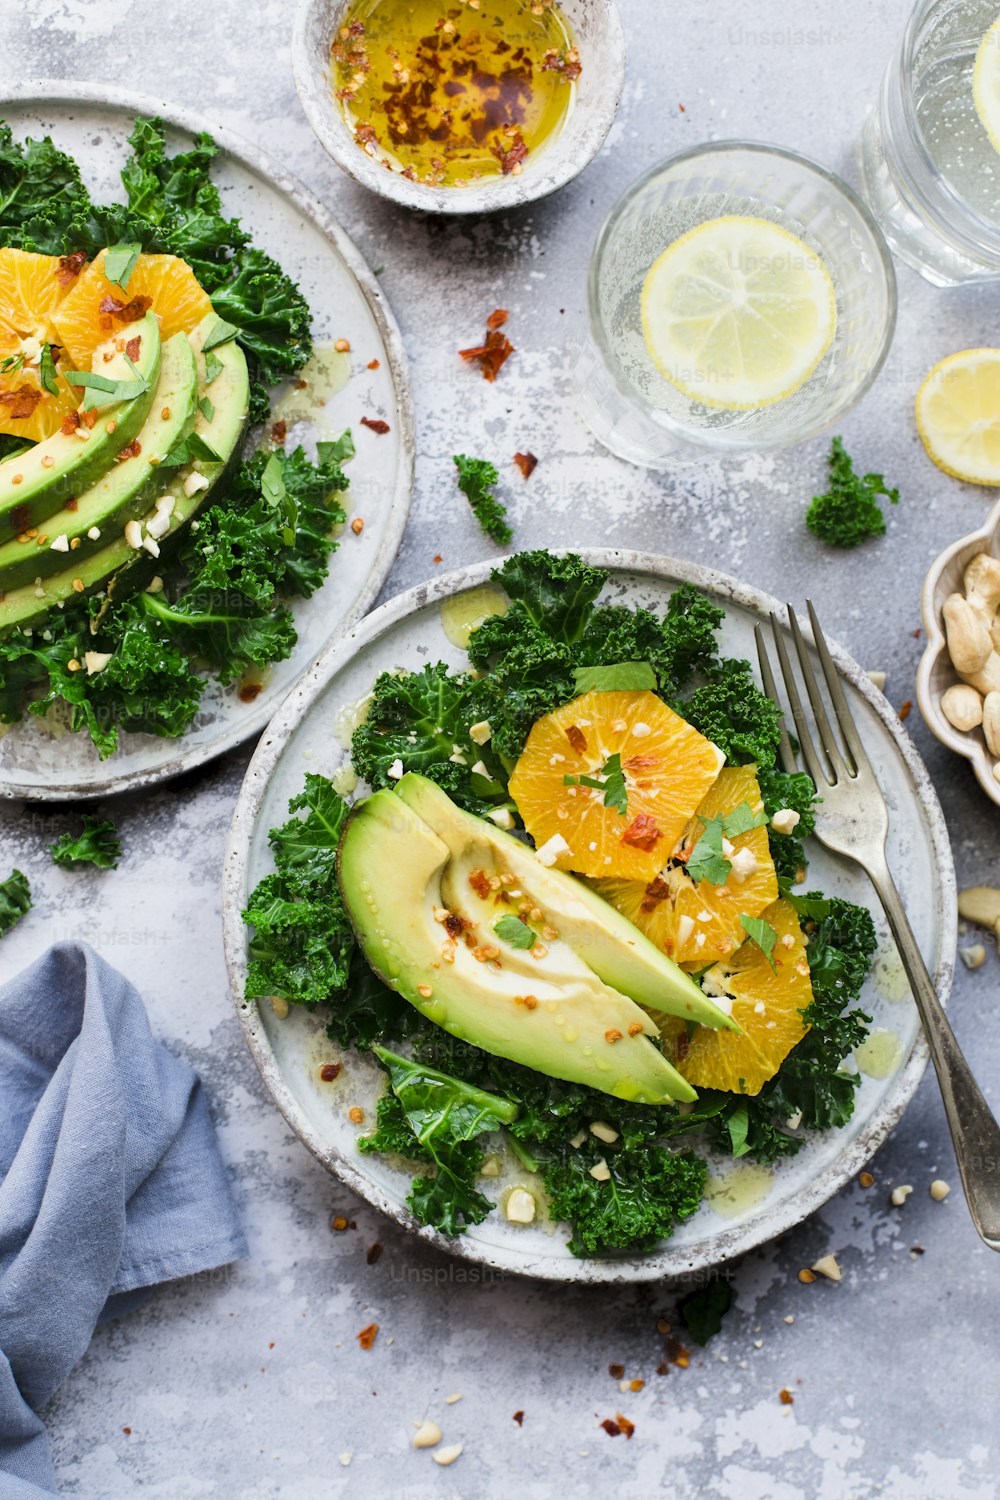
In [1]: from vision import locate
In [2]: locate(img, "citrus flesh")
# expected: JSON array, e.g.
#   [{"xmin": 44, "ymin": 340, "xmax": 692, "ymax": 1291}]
[
  {"xmin": 53, "ymin": 249, "xmax": 213, "ymax": 372},
  {"xmin": 916, "ymin": 348, "xmax": 1000, "ymax": 485},
  {"xmin": 0, "ymin": 249, "xmax": 84, "ymax": 440},
  {"xmin": 641, "ymin": 215, "xmax": 837, "ymax": 409},
  {"xmin": 508, "ymin": 689, "xmax": 725, "ymax": 882},
  {"xmin": 974, "ymin": 14, "xmax": 1000, "ymax": 157}
]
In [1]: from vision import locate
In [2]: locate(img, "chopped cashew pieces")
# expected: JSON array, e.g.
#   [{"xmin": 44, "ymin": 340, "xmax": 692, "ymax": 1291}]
[
  {"xmin": 504, "ymin": 1187, "xmax": 537, "ymax": 1225},
  {"xmin": 770, "ymin": 808, "xmax": 801, "ymax": 835},
  {"xmin": 83, "ymin": 650, "xmax": 112, "ymax": 676},
  {"xmin": 811, "ymin": 1253, "xmax": 842, "ymax": 1281},
  {"xmin": 488, "ymin": 808, "xmax": 515, "ymax": 829},
  {"xmin": 387, "ymin": 758, "xmax": 404, "ymax": 780},
  {"xmin": 930, "ymin": 1179, "xmax": 951, "ymax": 1201},
  {"xmin": 469, "ymin": 720, "xmax": 492, "ymax": 744},
  {"xmin": 432, "ymin": 1444, "xmax": 463, "ymax": 1467},
  {"xmin": 957, "ymin": 887, "xmax": 1000, "ymax": 936},
  {"xmin": 589, "ymin": 1120, "xmax": 619, "ymax": 1144},
  {"xmin": 589, "ymin": 1158, "xmax": 612, "ymax": 1181},
  {"xmin": 890, "ymin": 1184, "xmax": 914, "ymax": 1206},
  {"xmin": 960, "ymin": 943, "xmax": 987, "ymax": 970},
  {"xmin": 412, "ymin": 1421, "xmax": 442, "ymax": 1448}
]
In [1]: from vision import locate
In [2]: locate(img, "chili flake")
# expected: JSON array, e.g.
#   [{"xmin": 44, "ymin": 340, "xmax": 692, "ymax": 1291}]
[
  {"xmin": 98, "ymin": 293, "xmax": 153, "ymax": 326},
  {"xmin": 513, "ymin": 1410, "xmax": 524, "ymax": 1425},
  {"xmin": 487, "ymin": 308, "xmax": 509, "ymax": 331},
  {"xmin": 459, "ymin": 326, "xmax": 515, "ymax": 382},
  {"xmin": 513, "ymin": 450, "xmax": 537, "ymax": 479},
  {"xmin": 360, "ymin": 416, "xmax": 390, "ymax": 434},
  {"xmin": 319, "ymin": 1062, "xmax": 342, "ymax": 1082},
  {"xmin": 621, "ymin": 813, "xmax": 663, "ymax": 851},
  {"xmin": 779, "ymin": 1389, "xmax": 794, "ymax": 1405},
  {"xmin": 55, "ymin": 250, "xmax": 87, "ymax": 285},
  {"xmin": 357, "ymin": 1322, "xmax": 379, "ymax": 1349}
]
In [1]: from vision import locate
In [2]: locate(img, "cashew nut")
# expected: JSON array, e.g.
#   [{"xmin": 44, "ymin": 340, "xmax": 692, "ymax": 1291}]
[
  {"xmin": 984, "ymin": 692, "xmax": 1000, "ymax": 757},
  {"xmin": 957, "ymin": 886, "xmax": 1000, "ymax": 938},
  {"xmin": 964, "ymin": 553, "xmax": 1000, "ymax": 619},
  {"xmin": 959, "ymin": 652, "xmax": 1000, "ymax": 696},
  {"xmin": 944, "ymin": 593, "xmax": 992, "ymax": 674},
  {"xmin": 940, "ymin": 683, "xmax": 984, "ymax": 732}
]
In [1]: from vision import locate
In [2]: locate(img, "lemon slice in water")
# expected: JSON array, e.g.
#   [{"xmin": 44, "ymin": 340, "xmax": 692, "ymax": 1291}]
[
  {"xmin": 916, "ymin": 348, "xmax": 1000, "ymax": 485},
  {"xmin": 640, "ymin": 215, "xmax": 837, "ymax": 410},
  {"xmin": 974, "ymin": 14, "xmax": 1000, "ymax": 156}
]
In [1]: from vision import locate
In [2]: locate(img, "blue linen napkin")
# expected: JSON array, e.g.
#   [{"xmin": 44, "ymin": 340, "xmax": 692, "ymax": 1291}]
[{"xmin": 0, "ymin": 942, "xmax": 247, "ymax": 1497}]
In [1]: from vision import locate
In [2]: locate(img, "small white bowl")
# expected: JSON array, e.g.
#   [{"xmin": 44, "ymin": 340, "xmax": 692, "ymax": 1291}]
[
  {"xmin": 292, "ymin": 0, "xmax": 625, "ymax": 215},
  {"xmin": 917, "ymin": 496, "xmax": 1000, "ymax": 805}
]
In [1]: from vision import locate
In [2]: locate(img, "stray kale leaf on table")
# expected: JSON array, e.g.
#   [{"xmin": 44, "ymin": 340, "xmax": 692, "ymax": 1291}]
[
  {"xmin": 0, "ymin": 869, "xmax": 31, "ymax": 938},
  {"xmin": 50, "ymin": 817, "xmax": 122, "ymax": 870},
  {"xmin": 806, "ymin": 437, "xmax": 899, "ymax": 548}
]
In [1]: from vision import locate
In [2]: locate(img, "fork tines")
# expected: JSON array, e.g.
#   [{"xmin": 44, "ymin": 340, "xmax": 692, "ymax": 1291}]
[{"xmin": 754, "ymin": 602, "xmax": 873, "ymax": 789}]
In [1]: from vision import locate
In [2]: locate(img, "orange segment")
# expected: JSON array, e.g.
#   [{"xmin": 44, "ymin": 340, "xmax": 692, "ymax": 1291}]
[
  {"xmin": 657, "ymin": 898, "xmax": 813, "ymax": 1095},
  {"xmin": 0, "ymin": 248, "xmax": 83, "ymax": 339},
  {"xmin": 53, "ymin": 249, "xmax": 212, "ymax": 372},
  {"xmin": 595, "ymin": 765, "xmax": 778, "ymax": 966},
  {"xmin": 0, "ymin": 346, "xmax": 79, "ymax": 441},
  {"xmin": 508, "ymin": 689, "xmax": 724, "ymax": 881}
]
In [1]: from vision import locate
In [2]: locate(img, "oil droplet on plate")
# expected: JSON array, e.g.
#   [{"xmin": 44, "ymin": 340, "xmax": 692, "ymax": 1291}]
[
  {"xmin": 440, "ymin": 584, "xmax": 509, "ymax": 650},
  {"xmin": 334, "ymin": 692, "xmax": 372, "ymax": 749},
  {"xmin": 705, "ymin": 1163, "xmax": 774, "ymax": 1219},
  {"xmin": 854, "ymin": 1028, "xmax": 903, "ymax": 1079},
  {"xmin": 271, "ymin": 345, "xmax": 352, "ymax": 431}
]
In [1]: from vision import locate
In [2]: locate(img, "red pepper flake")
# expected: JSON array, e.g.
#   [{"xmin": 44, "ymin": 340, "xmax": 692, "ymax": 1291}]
[
  {"xmin": 56, "ymin": 250, "xmax": 87, "ymax": 285},
  {"xmin": 331, "ymin": 1215, "xmax": 350, "ymax": 1232},
  {"xmin": 98, "ymin": 293, "xmax": 152, "ymax": 325},
  {"xmin": 679, "ymin": 102, "xmax": 686, "ymax": 112},
  {"xmin": 433, "ymin": 553, "xmax": 443, "ymax": 564},
  {"xmin": 487, "ymin": 308, "xmax": 509, "ymax": 331},
  {"xmin": 617, "ymin": 1413, "xmax": 635, "ymax": 1438},
  {"xmin": 912, "ymin": 626, "xmax": 922, "ymax": 638},
  {"xmin": 0, "ymin": 386, "xmax": 42, "ymax": 419},
  {"xmin": 366, "ymin": 1242, "xmax": 383, "ymax": 1265},
  {"xmin": 492, "ymin": 130, "xmax": 529, "ymax": 176},
  {"xmin": 367, "ymin": 357, "xmax": 380, "ymax": 370},
  {"xmin": 65, "ymin": 498, "xmax": 78, "ymax": 512},
  {"xmin": 357, "ymin": 1322, "xmax": 379, "ymax": 1349},
  {"xmin": 608, "ymin": 1362, "xmax": 625, "ymax": 1379},
  {"xmin": 566, "ymin": 724, "xmax": 587, "ymax": 754},
  {"xmin": 540, "ymin": 47, "xmax": 582, "ymax": 81},
  {"xmin": 319, "ymin": 1062, "xmax": 342, "ymax": 1082},
  {"xmin": 666, "ymin": 1338, "xmax": 690, "ymax": 1368},
  {"xmin": 61, "ymin": 411, "xmax": 80, "ymax": 434},
  {"xmin": 513, "ymin": 1410, "xmax": 524, "ymax": 1426},
  {"xmin": 116, "ymin": 439, "xmax": 141, "ymax": 462},
  {"xmin": 360, "ymin": 416, "xmax": 390, "ymax": 434},
  {"xmin": 459, "ymin": 327, "xmax": 515, "ymax": 383},
  {"xmin": 468, "ymin": 869, "xmax": 491, "ymax": 900},
  {"xmin": 83, "ymin": 407, "xmax": 97, "ymax": 429},
  {"xmin": 271, "ymin": 418, "xmax": 288, "ymax": 445},
  {"xmin": 10, "ymin": 503, "xmax": 30, "ymax": 532},
  {"xmin": 899, "ymin": 699, "xmax": 913, "ymax": 720},
  {"xmin": 355, "ymin": 122, "xmax": 379, "ymax": 150},
  {"xmin": 125, "ymin": 335, "xmax": 142, "ymax": 361},
  {"xmin": 656, "ymin": 1361, "xmax": 669, "ymax": 1376},
  {"xmin": 779, "ymin": 1388, "xmax": 794, "ymax": 1405},
  {"xmin": 641, "ymin": 877, "xmax": 670, "ymax": 914},
  {"xmin": 621, "ymin": 813, "xmax": 663, "ymax": 851},
  {"xmin": 122, "ymin": 1426, "xmax": 132, "ymax": 1436},
  {"xmin": 238, "ymin": 682, "xmax": 263, "ymax": 703},
  {"xmin": 513, "ymin": 451, "xmax": 537, "ymax": 480},
  {"xmin": 601, "ymin": 1418, "xmax": 622, "ymax": 1438}
]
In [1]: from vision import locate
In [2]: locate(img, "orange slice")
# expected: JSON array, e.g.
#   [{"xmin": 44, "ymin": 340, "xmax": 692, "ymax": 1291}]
[
  {"xmin": 0, "ymin": 248, "xmax": 83, "ymax": 339},
  {"xmin": 0, "ymin": 249, "xmax": 85, "ymax": 439},
  {"xmin": 595, "ymin": 765, "xmax": 778, "ymax": 966},
  {"xmin": 53, "ymin": 249, "xmax": 212, "ymax": 372},
  {"xmin": 657, "ymin": 898, "xmax": 813, "ymax": 1095},
  {"xmin": 508, "ymin": 689, "xmax": 725, "ymax": 881}
]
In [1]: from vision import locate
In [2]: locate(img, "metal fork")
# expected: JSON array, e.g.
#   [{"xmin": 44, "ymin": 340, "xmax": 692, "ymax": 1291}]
[{"xmin": 756, "ymin": 601, "xmax": 1000, "ymax": 1251}]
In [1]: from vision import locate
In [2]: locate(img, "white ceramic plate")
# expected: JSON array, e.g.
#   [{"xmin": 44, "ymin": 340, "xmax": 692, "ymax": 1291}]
[
  {"xmin": 222, "ymin": 552, "xmax": 955, "ymax": 1283},
  {"xmin": 0, "ymin": 82, "xmax": 414, "ymax": 801}
]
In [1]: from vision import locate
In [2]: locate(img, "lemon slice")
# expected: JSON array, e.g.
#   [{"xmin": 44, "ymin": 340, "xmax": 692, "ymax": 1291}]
[
  {"xmin": 916, "ymin": 348, "xmax": 1000, "ymax": 485},
  {"xmin": 973, "ymin": 13, "xmax": 1000, "ymax": 156},
  {"xmin": 640, "ymin": 215, "xmax": 837, "ymax": 409}
]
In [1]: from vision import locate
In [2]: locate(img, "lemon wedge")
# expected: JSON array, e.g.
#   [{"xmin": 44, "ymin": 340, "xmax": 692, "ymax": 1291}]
[
  {"xmin": 640, "ymin": 215, "xmax": 837, "ymax": 409},
  {"xmin": 974, "ymin": 14, "xmax": 1000, "ymax": 156},
  {"xmin": 916, "ymin": 348, "xmax": 1000, "ymax": 486}
]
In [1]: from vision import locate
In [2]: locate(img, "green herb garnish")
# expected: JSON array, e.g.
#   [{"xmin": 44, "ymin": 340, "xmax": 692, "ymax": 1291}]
[
  {"xmin": 198, "ymin": 395, "xmax": 215, "ymax": 423},
  {"xmin": 102, "ymin": 242, "xmax": 142, "ymax": 290},
  {"xmin": 564, "ymin": 751, "xmax": 628, "ymax": 818},
  {"xmin": 739, "ymin": 913, "xmax": 778, "ymax": 970},
  {"xmin": 201, "ymin": 318, "xmax": 240, "ymax": 353},
  {"xmin": 572, "ymin": 661, "xmax": 656, "ymax": 694},
  {"xmin": 494, "ymin": 914, "xmax": 536, "ymax": 949},
  {"xmin": 38, "ymin": 343, "xmax": 59, "ymax": 395},
  {"xmin": 203, "ymin": 350, "xmax": 224, "ymax": 385}
]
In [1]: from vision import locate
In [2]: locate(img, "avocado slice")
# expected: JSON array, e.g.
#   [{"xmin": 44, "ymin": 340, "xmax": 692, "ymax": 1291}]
[
  {"xmin": 394, "ymin": 773, "xmax": 737, "ymax": 1033},
  {"xmin": 338, "ymin": 788, "xmax": 698, "ymax": 1105},
  {"xmin": 0, "ymin": 318, "xmax": 249, "ymax": 633},
  {"xmin": 0, "ymin": 333, "xmax": 199, "ymax": 593},
  {"xmin": 0, "ymin": 314, "xmax": 162, "ymax": 545}
]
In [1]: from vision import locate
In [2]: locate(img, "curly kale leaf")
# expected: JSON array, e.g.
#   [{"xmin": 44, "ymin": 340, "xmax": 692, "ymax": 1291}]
[
  {"xmin": 209, "ymin": 248, "xmax": 313, "ymax": 388},
  {"xmin": 543, "ymin": 1141, "xmax": 707, "ymax": 1257},
  {"xmin": 370, "ymin": 1046, "xmax": 519, "ymax": 1235},
  {"xmin": 0, "ymin": 869, "xmax": 31, "ymax": 938},
  {"xmin": 454, "ymin": 454, "xmax": 512, "ymax": 545},
  {"xmin": 680, "ymin": 659, "xmax": 783, "ymax": 768},
  {"xmin": 325, "ymin": 948, "xmax": 420, "ymax": 1053},
  {"xmin": 243, "ymin": 775, "xmax": 354, "ymax": 1006},
  {"xmin": 350, "ymin": 662, "xmax": 509, "ymax": 813},
  {"xmin": 0, "ymin": 124, "xmax": 93, "ymax": 249},
  {"xmin": 50, "ymin": 816, "xmax": 122, "ymax": 870},
  {"xmin": 806, "ymin": 437, "xmax": 899, "ymax": 549},
  {"xmin": 758, "ymin": 766, "xmax": 818, "ymax": 883}
]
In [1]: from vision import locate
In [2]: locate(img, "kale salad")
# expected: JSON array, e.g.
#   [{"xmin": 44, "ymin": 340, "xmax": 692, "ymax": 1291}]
[
  {"xmin": 243, "ymin": 551, "xmax": 877, "ymax": 1259},
  {"xmin": 0, "ymin": 116, "xmax": 354, "ymax": 758}
]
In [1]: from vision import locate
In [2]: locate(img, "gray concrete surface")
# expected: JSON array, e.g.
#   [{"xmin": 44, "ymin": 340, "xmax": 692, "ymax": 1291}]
[{"xmin": 3, "ymin": 0, "xmax": 999, "ymax": 1495}]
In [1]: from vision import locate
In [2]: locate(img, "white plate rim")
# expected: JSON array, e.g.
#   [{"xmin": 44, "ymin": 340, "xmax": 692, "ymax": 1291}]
[
  {"xmin": 222, "ymin": 549, "xmax": 956, "ymax": 1284},
  {"xmin": 0, "ymin": 80, "xmax": 415, "ymax": 802}
]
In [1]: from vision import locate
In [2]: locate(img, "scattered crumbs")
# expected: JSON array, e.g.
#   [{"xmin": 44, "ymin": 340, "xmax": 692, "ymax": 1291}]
[
  {"xmin": 513, "ymin": 450, "xmax": 538, "ymax": 479},
  {"xmin": 366, "ymin": 1242, "xmax": 383, "ymax": 1265},
  {"xmin": 331, "ymin": 1215, "xmax": 350, "ymax": 1232},
  {"xmin": 665, "ymin": 1338, "xmax": 690, "ymax": 1368},
  {"xmin": 339, "ymin": 1452, "xmax": 353, "ymax": 1467},
  {"xmin": 911, "ymin": 1245, "xmax": 925, "ymax": 1258},
  {"xmin": 753, "ymin": 1339, "xmax": 764, "ymax": 1350},
  {"xmin": 617, "ymin": 1413, "xmax": 635, "ymax": 1439},
  {"xmin": 351, "ymin": 517, "xmax": 365, "ymax": 535},
  {"xmin": 912, "ymin": 626, "xmax": 922, "ymax": 638},
  {"xmin": 859, "ymin": 1171, "xmax": 875, "ymax": 1188},
  {"xmin": 601, "ymin": 1418, "xmax": 622, "ymax": 1438},
  {"xmin": 367, "ymin": 358, "xmax": 380, "ymax": 369},
  {"xmin": 513, "ymin": 1410, "xmax": 524, "ymax": 1425},
  {"xmin": 679, "ymin": 101, "xmax": 686, "ymax": 111},
  {"xmin": 122, "ymin": 1427, "xmax": 132, "ymax": 1436},
  {"xmin": 655, "ymin": 1317, "xmax": 671, "ymax": 1335},
  {"xmin": 357, "ymin": 1323, "xmax": 379, "ymax": 1350},
  {"xmin": 784, "ymin": 1316, "xmax": 795, "ymax": 1325},
  {"xmin": 656, "ymin": 1362, "xmax": 669, "ymax": 1376},
  {"xmin": 271, "ymin": 418, "xmax": 287, "ymax": 445},
  {"xmin": 319, "ymin": 1062, "xmax": 342, "ymax": 1082},
  {"xmin": 335, "ymin": 338, "xmax": 351, "ymax": 353},
  {"xmin": 432, "ymin": 1443, "xmax": 463, "ymax": 1467},
  {"xmin": 360, "ymin": 416, "xmax": 390, "ymax": 434},
  {"xmin": 349, "ymin": 1106, "xmax": 365, "ymax": 1123},
  {"xmin": 445, "ymin": 1393, "xmax": 463, "ymax": 1405},
  {"xmin": 268, "ymin": 1342, "xmax": 275, "ymax": 1350},
  {"xmin": 779, "ymin": 1389, "xmax": 794, "ymax": 1406},
  {"xmin": 433, "ymin": 553, "xmax": 443, "ymax": 563},
  {"xmin": 608, "ymin": 1362, "xmax": 624, "ymax": 1379},
  {"xmin": 811, "ymin": 1254, "xmax": 842, "ymax": 1282},
  {"xmin": 899, "ymin": 699, "xmax": 913, "ymax": 720},
  {"xmin": 798, "ymin": 1268, "xmax": 816, "ymax": 1284}
]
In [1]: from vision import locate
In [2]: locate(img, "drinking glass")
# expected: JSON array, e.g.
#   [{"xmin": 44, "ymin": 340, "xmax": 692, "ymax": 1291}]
[
  {"xmin": 858, "ymin": 0, "xmax": 1000, "ymax": 285},
  {"xmin": 575, "ymin": 142, "xmax": 897, "ymax": 471}
]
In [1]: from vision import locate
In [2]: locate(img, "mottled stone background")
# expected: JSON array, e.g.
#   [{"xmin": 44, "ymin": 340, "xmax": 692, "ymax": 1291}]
[{"xmin": 3, "ymin": 0, "xmax": 999, "ymax": 1495}]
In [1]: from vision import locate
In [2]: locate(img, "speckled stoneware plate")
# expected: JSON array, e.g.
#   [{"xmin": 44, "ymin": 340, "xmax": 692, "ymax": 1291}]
[
  {"xmin": 917, "ymin": 495, "xmax": 1000, "ymax": 807},
  {"xmin": 223, "ymin": 551, "xmax": 955, "ymax": 1283},
  {"xmin": 0, "ymin": 82, "xmax": 414, "ymax": 802}
]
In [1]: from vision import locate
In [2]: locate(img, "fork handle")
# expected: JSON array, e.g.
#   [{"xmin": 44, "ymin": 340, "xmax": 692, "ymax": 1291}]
[{"xmin": 868, "ymin": 856, "xmax": 1000, "ymax": 1250}]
